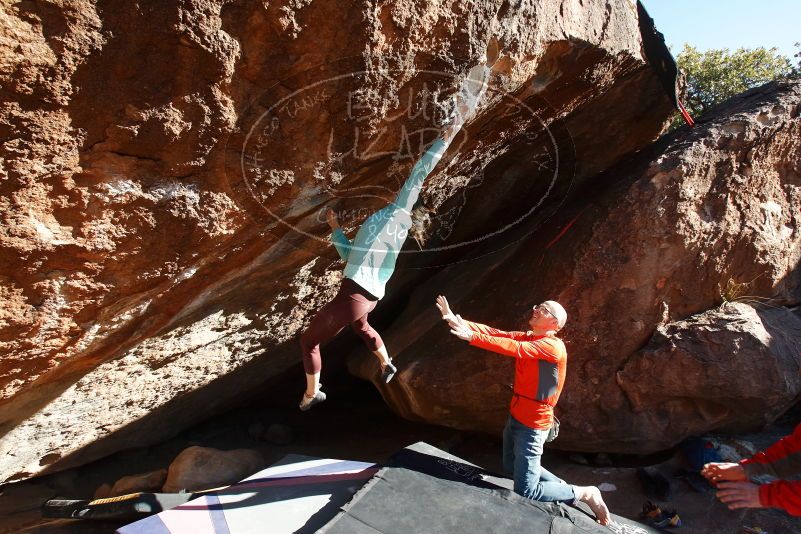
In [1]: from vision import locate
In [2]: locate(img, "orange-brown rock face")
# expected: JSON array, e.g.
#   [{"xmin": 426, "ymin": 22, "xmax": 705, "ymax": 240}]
[
  {"xmin": 353, "ymin": 80, "xmax": 801, "ymax": 453},
  {"xmin": 1, "ymin": 0, "xmax": 674, "ymax": 481}
]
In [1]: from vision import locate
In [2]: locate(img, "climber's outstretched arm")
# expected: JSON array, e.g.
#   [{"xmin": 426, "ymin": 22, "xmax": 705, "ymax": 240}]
[{"xmin": 392, "ymin": 137, "xmax": 449, "ymax": 213}]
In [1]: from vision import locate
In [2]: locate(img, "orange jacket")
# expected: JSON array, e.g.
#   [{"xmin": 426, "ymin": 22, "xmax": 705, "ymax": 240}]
[
  {"xmin": 741, "ymin": 422, "xmax": 801, "ymax": 515},
  {"xmin": 465, "ymin": 320, "xmax": 566, "ymax": 430}
]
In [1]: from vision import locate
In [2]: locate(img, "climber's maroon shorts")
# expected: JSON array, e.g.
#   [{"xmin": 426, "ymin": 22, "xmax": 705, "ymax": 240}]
[{"xmin": 300, "ymin": 278, "xmax": 384, "ymax": 374}]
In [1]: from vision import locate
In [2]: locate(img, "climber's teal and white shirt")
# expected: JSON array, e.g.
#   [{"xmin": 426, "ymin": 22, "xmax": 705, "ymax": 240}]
[{"xmin": 330, "ymin": 137, "xmax": 449, "ymax": 299}]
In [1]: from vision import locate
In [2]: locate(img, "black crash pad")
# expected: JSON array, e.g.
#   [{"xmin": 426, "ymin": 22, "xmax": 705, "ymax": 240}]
[{"xmin": 319, "ymin": 442, "xmax": 664, "ymax": 534}]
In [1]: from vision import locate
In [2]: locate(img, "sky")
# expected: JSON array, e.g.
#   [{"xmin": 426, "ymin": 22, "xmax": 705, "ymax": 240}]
[{"xmin": 641, "ymin": 0, "xmax": 800, "ymax": 60}]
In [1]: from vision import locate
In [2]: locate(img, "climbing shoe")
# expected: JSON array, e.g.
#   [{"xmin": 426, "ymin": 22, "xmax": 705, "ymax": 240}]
[
  {"xmin": 299, "ymin": 388, "xmax": 326, "ymax": 411},
  {"xmin": 381, "ymin": 361, "xmax": 397, "ymax": 384}
]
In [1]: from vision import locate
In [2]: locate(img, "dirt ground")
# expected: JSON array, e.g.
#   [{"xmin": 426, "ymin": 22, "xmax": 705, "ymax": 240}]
[{"xmin": 2, "ymin": 370, "xmax": 800, "ymax": 534}]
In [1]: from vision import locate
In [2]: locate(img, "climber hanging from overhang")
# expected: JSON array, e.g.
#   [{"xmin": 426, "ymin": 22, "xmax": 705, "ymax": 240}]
[{"xmin": 297, "ymin": 42, "xmax": 497, "ymax": 412}]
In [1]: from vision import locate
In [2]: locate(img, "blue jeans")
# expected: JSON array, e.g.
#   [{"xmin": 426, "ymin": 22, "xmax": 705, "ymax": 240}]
[{"xmin": 503, "ymin": 415, "xmax": 576, "ymax": 503}]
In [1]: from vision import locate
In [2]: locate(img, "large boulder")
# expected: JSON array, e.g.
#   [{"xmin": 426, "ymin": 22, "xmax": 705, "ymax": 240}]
[
  {"xmin": 618, "ymin": 303, "xmax": 801, "ymax": 450},
  {"xmin": 351, "ymin": 80, "xmax": 801, "ymax": 453},
  {"xmin": 1, "ymin": 1, "xmax": 674, "ymax": 481}
]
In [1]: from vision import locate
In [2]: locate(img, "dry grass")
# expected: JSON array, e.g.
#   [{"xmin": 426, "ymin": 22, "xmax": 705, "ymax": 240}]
[{"xmin": 717, "ymin": 274, "xmax": 778, "ymax": 308}]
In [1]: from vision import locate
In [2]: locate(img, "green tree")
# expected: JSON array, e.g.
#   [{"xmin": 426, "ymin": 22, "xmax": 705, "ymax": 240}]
[{"xmin": 676, "ymin": 44, "xmax": 796, "ymax": 121}]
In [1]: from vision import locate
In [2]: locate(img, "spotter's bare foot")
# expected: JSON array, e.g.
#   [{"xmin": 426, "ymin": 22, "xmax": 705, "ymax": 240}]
[{"xmin": 575, "ymin": 485, "xmax": 610, "ymax": 526}]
